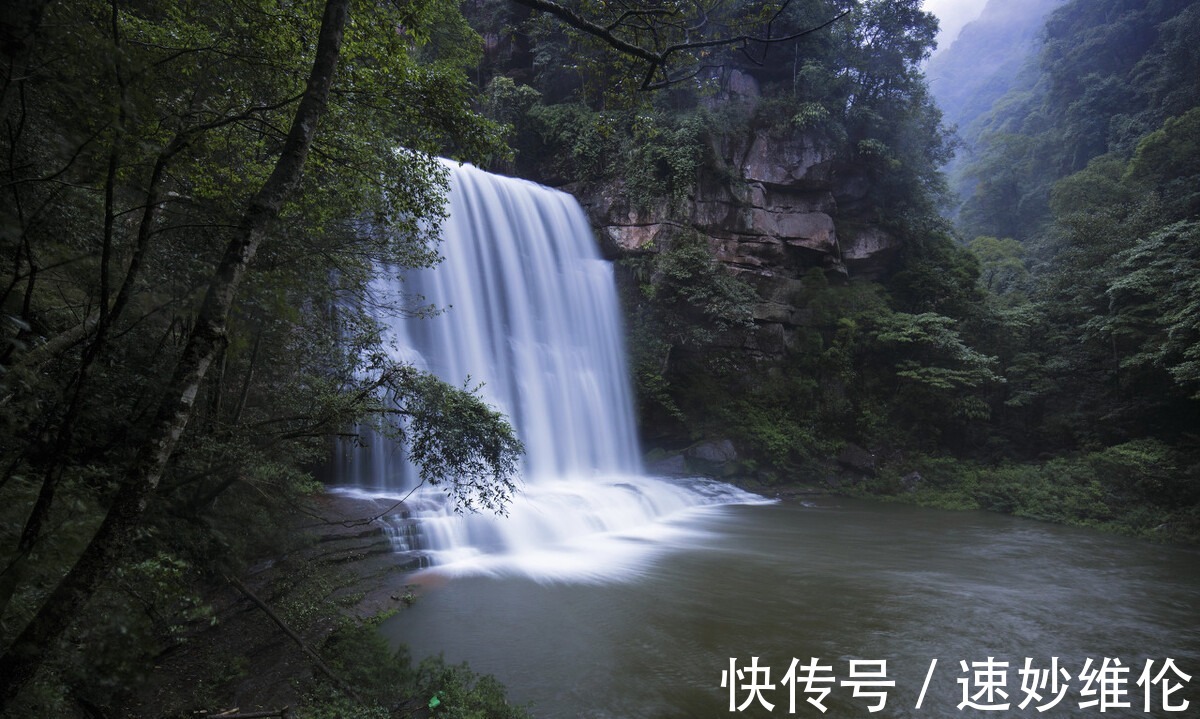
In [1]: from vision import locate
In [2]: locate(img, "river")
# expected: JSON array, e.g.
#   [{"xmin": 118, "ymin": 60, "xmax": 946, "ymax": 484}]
[
  {"xmin": 382, "ymin": 495, "xmax": 1199, "ymax": 718},
  {"xmin": 358, "ymin": 162, "xmax": 1198, "ymax": 717}
]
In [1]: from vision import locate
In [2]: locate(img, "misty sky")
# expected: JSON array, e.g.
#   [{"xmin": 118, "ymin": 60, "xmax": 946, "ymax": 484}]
[{"xmin": 923, "ymin": 0, "xmax": 990, "ymax": 54}]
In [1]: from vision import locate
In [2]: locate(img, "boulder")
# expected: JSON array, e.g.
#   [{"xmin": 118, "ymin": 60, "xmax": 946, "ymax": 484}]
[
  {"xmin": 714, "ymin": 236, "xmax": 787, "ymax": 270},
  {"xmin": 725, "ymin": 69, "xmax": 760, "ymax": 99},
  {"xmin": 836, "ymin": 443, "xmax": 876, "ymax": 476},
  {"xmin": 899, "ymin": 471, "xmax": 923, "ymax": 492},
  {"xmin": 745, "ymin": 209, "xmax": 837, "ymax": 253},
  {"xmin": 684, "ymin": 439, "xmax": 739, "ymax": 476},
  {"xmin": 687, "ymin": 439, "xmax": 737, "ymax": 463},
  {"xmin": 839, "ymin": 226, "xmax": 901, "ymax": 279}
]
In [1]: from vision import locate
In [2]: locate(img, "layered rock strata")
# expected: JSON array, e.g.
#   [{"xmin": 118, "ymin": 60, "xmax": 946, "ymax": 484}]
[{"xmin": 577, "ymin": 130, "xmax": 901, "ymax": 356}]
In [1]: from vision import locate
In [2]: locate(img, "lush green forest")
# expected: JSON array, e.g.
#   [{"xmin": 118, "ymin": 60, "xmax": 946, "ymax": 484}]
[
  {"xmin": 0, "ymin": 0, "xmax": 525, "ymax": 715},
  {"xmin": 925, "ymin": 0, "xmax": 1064, "ymax": 182},
  {"xmin": 466, "ymin": 0, "xmax": 1200, "ymax": 544},
  {"xmin": 933, "ymin": 0, "xmax": 1200, "ymax": 531},
  {"xmin": 2, "ymin": 0, "xmax": 1199, "ymax": 716}
]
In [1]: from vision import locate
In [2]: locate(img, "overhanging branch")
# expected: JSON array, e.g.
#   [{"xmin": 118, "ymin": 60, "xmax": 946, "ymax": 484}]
[{"xmin": 508, "ymin": 0, "xmax": 850, "ymax": 89}]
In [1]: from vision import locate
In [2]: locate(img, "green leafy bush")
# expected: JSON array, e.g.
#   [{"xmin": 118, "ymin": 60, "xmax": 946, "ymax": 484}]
[{"xmin": 308, "ymin": 620, "xmax": 531, "ymax": 719}]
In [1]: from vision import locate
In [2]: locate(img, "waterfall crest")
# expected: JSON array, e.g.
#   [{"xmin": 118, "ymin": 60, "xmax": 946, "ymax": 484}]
[{"xmin": 336, "ymin": 160, "xmax": 766, "ymax": 582}]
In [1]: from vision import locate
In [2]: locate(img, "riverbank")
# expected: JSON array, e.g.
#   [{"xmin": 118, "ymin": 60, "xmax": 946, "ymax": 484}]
[
  {"xmin": 119, "ymin": 491, "xmax": 526, "ymax": 719},
  {"xmin": 811, "ymin": 450, "xmax": 1200, "ymax": 547},
  {"xmin": 120, "ymin": 471, "xmax": 1194, "ymax": 716},
  {"xmin": 702, "ymin": 441, "xmax": 1200, "ymax": 547},
  {"xmin": 380, "ymin": 495, "xmax": 1200, "ymax": 717},
  {"xmin": 117, "ymin": 492, "xmax": 406, "ymax": 715}
]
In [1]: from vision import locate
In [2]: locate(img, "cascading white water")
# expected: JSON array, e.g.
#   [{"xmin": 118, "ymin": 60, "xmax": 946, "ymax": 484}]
[{"xmin": 337, "ymin": 160, "xmax": 767, "ymax": 581}]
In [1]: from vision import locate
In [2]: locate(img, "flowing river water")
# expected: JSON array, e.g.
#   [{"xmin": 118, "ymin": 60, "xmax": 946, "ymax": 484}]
[
  {"xmin": 382, "ymin": 496, "xmax": 1199, "ymax": 718},
  {"xmin": 349, "ymin": 162, "xmax": 1199, "ymax": 717}
]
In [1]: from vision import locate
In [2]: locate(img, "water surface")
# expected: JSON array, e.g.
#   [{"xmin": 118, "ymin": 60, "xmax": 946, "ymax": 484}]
[{"xmin": 384, "ymin": 497, "xmax": 1200, "ymax": 718}]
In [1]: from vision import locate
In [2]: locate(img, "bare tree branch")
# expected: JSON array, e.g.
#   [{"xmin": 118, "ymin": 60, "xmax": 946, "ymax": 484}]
[
  {"xmin": 508, "ymin": 0, "xmax": 850, "ymax": 89},
  {"xmin": 227, "ymin": 574, "xmax": 364, "ymax": 704}
]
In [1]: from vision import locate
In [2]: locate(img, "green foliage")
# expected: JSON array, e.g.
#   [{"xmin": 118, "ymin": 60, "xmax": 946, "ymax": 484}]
[
  {"xmin": 856, "ymin": 138, "xmax": 896, "ymax": 167},
  {"xmin": 308, "ymin": 620, "xmax": 531, "ymax": 719},
  {"xmin": 381, "ymin": 365, "xmax": 524, "ymax": 513},
  {"xmin": 837, "ymin": 279, "xmax": 999, "ymax": 450},
  {"xmin": 483, "ymin": 76, "xmax": 543, "ymax": 126},
  {"xmin": 0, "ymin": 0, "xmax": 522, "ymax": 711},
  {"xmin": 626, "ymin": 112, "xmax": 707, "ymax": 209},
  {"xmin": 470, "ymin": 0, "xmax": 949, "ymax": 220},
  {"xmin": 859, "ymin": 443, "xmax": 1200, "ymax": 544},
  {"xmin": 1125, "ymin": 106, "xmax": 1200, "ymax": 217},
  {"xmin": 876, "ymin": 312, "xmax": 1002, "ymax": 398},
  {"xmin": 648, "ymin": 257, "xmax": 1003, "ymax": 467},
  {"xmin": 716, "ymin": 381, "xmax": 827, "ymax": 470},
  {"xmin": 1017, "ymin": 181, "xmax": 1200, "ymax": 444},
  {"xmin": 414, "ymin": 656, "xmax": 530, "ymax": 719},
  {"xmin": 926, "ymin": 0, "xmax": 1063, "ymax": 135},
  {"xmin": 887, "ymin": 218, "xmax": 983, "ymax": 317},
  {"xmin": 620, "ymin": 231, "xmax": 756, "ymax": 426},
  {"xmin": 480, "ymin": 76, "xmax": 542, "ymax": 171},
  {"xmin": 524, "ymin": 103, "xmax": 619, "ymax": 183},
  {"xmin": 967, "ymin": 236, "xmax": 1029, "ymax": 297},
  {"xmin": 317, "ymin": 620, "xmax": 415, "ymax": 707},
  {"xmin": 919, "ymin": 0, "xmax": 1200, "ymax": 492},
  {"xmin": 488, "ymin": 99, "xmax": 709, "ymax": 212},
  {"xmin": 792, "ymin": 102, "xmax": 831, "ymax": 130},
  {"xmin": 1048, "ymin": 154, "xmax": 1133, "ymax": 217},
  {"xmin": 645, "ymin": 232, "xmax": 758, "ymax": 341},
  {"xmin": 956, "ymin": 0, "xmax": 1200, "ymax": 240},
  {"xmin": 1098, "ymin": 220, "xmax": 1200, "ymax": 399}
]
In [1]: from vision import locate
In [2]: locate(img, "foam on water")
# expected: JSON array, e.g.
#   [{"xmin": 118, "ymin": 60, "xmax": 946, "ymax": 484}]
[
  {"xmin": 334, "ymin": 478, "xmax": 772, "ymax": 583},
  {"xmin": 336, "ymin": 160, "xmax": 767, "ymax": 581}
]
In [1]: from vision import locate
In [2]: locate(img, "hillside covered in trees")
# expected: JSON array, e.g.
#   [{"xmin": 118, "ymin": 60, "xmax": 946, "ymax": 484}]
[
  {"xmin": 1, "ymin": 0, "xmax": 1199, "ymax": 716},
  {"xmin": 925, "ymin": 0, "xmax": 1064, "ymax": 184},
  {"xmin": 0, "ymin": 0, "xmax": 526, "ymax": 715},
  {"xmin": 463, "ymin": 0, "xmax": 1200, "ymax": 543}
]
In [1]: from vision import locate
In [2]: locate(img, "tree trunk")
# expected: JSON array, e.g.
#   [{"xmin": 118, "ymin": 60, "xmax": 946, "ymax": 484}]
[
  {"xmin": 227, "ymin": 575, "xmax": 364, "ymax": 703},
  {"xmin": 0, "ymin": 0, "xmax": 351, "ymax": 707}
]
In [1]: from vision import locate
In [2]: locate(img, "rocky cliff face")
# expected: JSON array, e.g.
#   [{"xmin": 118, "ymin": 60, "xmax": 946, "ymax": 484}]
[{"xmin": 575, "ymin": 126, "xmax": 901, "ymax": 356}]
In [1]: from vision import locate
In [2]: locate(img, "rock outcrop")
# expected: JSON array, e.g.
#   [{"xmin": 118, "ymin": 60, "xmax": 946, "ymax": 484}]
[
  {"xmin": 684, "ymin": 439, "xmax": 739, "ymax": 477},
  {"xmin": 643, "ymin": 439, "xmax": 741, "ymax": 478},
  {"xmin": 577, "ymin": 127, "xmax": 901, "ymax": 358}
]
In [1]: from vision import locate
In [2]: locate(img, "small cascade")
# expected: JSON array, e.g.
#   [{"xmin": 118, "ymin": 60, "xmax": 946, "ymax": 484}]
[{"xmin": 335, "ymin": 160, "xmax": 766, "ymax": 581}]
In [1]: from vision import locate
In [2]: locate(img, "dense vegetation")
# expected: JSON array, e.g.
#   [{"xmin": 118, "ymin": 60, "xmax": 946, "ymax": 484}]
[
  {"xmin": 924, "ymin": 0, "xmax": 1064, "ymax": 183},
  {"xmin": 922, "ymin": 0, "xmax": 1200, "ymax": 538},
  {"xmin": 0, "ymin": 0, "xmax": 525, "ymax": 715},
  {"xmin": 3, "ymin": 0, "xmax": 1199, "ymax": 715},
  {"xmin": 469, "ymin": 0, "xmax": 1200, "ymax": 543},
  {"xmin": 466, "ymin": 4, "xmax": 987, "ymax": 449}
]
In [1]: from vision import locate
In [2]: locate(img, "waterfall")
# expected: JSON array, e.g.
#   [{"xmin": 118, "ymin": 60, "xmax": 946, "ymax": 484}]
[{"xmin": 336, "ymin": 160, "xmax": 766, "ymax": 582}]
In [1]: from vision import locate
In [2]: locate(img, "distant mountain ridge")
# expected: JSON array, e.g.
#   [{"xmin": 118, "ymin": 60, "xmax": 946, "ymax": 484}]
[
  {"xmin": 949, "ymin": 0, "xmax": 1200, "ymax": 238},
  {"xmin": 927, "ymin": 0, "xmax": 1065, "ymax": 144}
]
